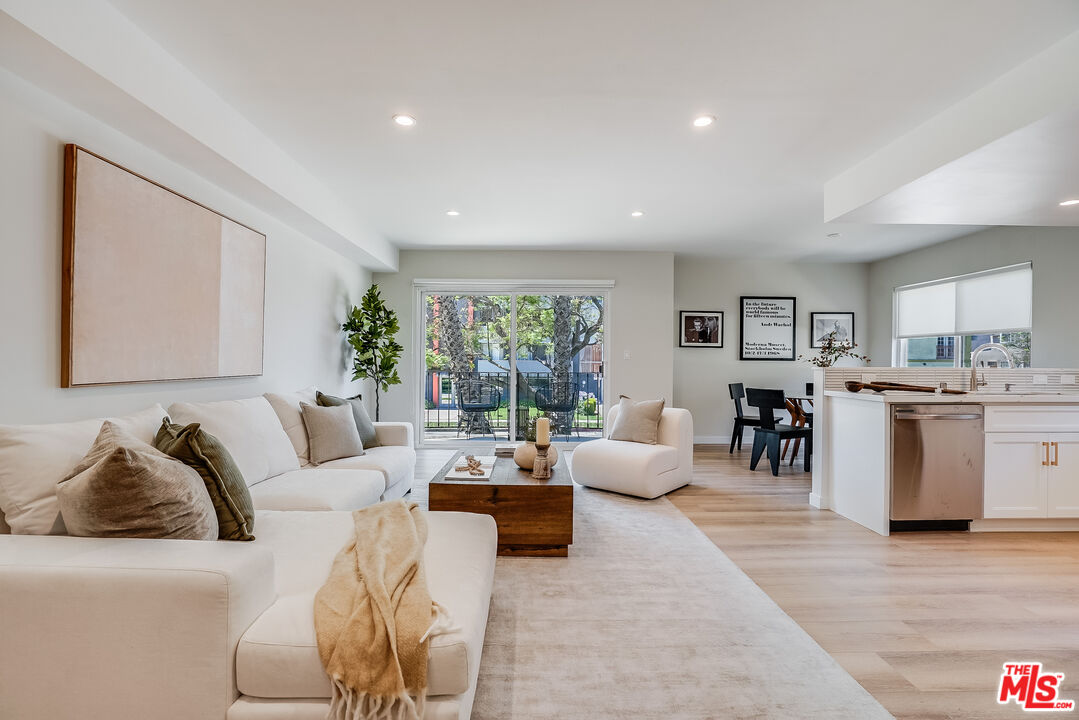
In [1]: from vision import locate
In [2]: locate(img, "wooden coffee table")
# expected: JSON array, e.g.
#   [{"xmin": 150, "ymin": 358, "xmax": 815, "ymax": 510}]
[{"xmin": 428, "ymin": 452, "xmax": 573, "ymax": 557}]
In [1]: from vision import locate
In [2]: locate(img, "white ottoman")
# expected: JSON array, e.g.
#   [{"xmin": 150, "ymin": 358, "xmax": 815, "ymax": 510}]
[{"xmin": 572, "ymin": 407, "xmax": 693, "ymax": 499}]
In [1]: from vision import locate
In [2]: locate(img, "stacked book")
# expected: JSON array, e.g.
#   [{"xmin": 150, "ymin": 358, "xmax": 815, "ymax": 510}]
[{"xmin": 494, "ymin": 444, "xmax": 518, "ymax": 458}]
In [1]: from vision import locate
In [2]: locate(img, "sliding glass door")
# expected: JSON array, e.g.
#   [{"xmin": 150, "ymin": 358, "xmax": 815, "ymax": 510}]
[
  {"xmin": 420, "ymin": 289, "xmax": 606, "ymax": 445},
  {"xmin": 513, "ymin": 294, "xmax": 604, "ymax": 441}
]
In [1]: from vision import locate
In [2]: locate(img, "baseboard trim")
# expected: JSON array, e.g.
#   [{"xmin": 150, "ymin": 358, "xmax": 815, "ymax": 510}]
[
  {"xmin": 809, "ymin": 492, "xmax": 826, "ymax": 509},
  {"xmin": 694, "ymin": 435, "xmax": 732, "ymax": 445}
]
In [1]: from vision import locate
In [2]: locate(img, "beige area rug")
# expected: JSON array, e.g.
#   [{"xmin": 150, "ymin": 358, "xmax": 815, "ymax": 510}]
[{"xmin": 413, "ymin": 450, "xmax": 893, "ymax": 719}]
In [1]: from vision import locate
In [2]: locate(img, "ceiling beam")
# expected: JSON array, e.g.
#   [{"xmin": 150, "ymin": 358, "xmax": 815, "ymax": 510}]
[
  {"xmin": 0, "ymin": 0, "xmax": 397, "ymax": 271},
  {"xmin": 824, "ymin": 28, "xmax": 1079, "ymax": 224}
]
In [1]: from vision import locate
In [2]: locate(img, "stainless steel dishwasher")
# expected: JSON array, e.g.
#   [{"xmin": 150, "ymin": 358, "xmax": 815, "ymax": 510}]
[{"xmin": 890, "ymin": 404, "xmax": 984, "ymax": 529}]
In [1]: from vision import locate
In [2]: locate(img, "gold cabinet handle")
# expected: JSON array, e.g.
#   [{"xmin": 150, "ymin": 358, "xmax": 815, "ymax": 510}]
[
  {"xmin": 1043, "ymin": 441, "xmax": 1050, "ymax": 466},
  {"xmin": 1052, "ymin": 441, "xmax": 1059, "ymax": 467}
]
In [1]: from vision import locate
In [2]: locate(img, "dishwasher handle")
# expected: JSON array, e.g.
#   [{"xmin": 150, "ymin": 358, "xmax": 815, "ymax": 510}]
[{"xmin": 894, "ymin": 412, "xmax": 982, "ymax": 421}]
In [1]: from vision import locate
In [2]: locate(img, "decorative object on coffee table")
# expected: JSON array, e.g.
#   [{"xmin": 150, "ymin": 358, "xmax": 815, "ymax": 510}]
[
  {"xmin": 430, "ymin": 452, "xmax": 573, "ymax": 557},
  {"xmin": 513, "ymin": 442, "xmax": 559, "ymax": 469},
  {"xmin": 531, "ymin": 418, "xmax": 552, "ymax": 479},
  {"xmin": 513, "ymin": 415, "xmax": 559, "ymax": 469},
  {"xmin": 531, "ymin": 443, "xmax": 552, "ymax": 479}
]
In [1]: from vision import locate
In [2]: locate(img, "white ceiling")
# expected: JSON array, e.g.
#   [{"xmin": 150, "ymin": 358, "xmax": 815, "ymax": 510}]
[{"xmin": 105, "ymin": 0, "xmax": 1079, "ymax": 262}]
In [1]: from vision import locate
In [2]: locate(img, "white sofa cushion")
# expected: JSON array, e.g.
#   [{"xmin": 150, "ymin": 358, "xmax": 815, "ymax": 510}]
[
  {"xmin": 571, "ymin": 438, "xmax": 680, "ymax": 498},
  {"xmin": 318, "ymin": 445, "xmax": 416, "ymax": 493},
  {"xmin": 264, "ymin": 388, "xmax": 318, "ymax": 465},
  {"xmin": 247, "ymin": 469, "xmax": 383, "ymax": 512},
  {"xmin": 0, "ymin": 405, "xmax": 167, "ymax": 535},
  {"xmin": 169, "ymin": 398, "xmax": 299, "ymax": 486},
  {"xmin": 237, "ymin": 509, "xmax": 497, "ymax": 699}
]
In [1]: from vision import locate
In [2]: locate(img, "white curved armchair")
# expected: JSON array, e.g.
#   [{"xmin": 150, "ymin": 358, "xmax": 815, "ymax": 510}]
[{"xmin": 571, "ymin": 406, "xmax": 693, "ymax": 499}]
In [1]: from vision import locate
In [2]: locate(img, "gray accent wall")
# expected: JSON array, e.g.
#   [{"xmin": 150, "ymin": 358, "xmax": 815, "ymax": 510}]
[
  {"xmin": 673, "ymin": 257, "xmax": 869, "ymax": 440},
  {"xmin": 866, "ymin": 227, "xmax": 1079, "ymax": 368}
]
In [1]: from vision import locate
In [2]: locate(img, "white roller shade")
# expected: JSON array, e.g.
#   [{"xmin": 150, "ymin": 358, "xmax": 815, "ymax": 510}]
[
  {"xmin": 896, "ymin": 282, "xmax": 956, "ymax": 338},
  {"xmin": 955, "ymin": 265, "xmax": 1032, "ymax": 334},
  {"xmin": 895, "ymin": 264, "xmax": 1032, "ymax": 339}
]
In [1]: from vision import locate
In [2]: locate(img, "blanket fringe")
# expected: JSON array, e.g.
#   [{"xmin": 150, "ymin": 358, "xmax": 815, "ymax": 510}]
[
  {"xmin": 421, "ymin": 601, "xmax": 459, "ymax": 642},
  {"xmin": 327, "ymin": 601, "xmax": 456, "ymax": 720},
  {"xmin": 328, "ymin": 679, "xmax": 427, "ymax": 720}
]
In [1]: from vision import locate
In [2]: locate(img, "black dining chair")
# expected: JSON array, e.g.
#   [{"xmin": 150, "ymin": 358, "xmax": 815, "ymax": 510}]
[
  {"xmin": 728, "ymin": 382, "xmax": 773, "ymax": 454},
  {"xmin": 745, "ymin": 388, "xmax": 813, "ymax": 476}
]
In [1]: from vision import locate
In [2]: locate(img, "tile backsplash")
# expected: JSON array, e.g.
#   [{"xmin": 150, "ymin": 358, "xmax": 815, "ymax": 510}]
[{"xmin": 821, "ymin": 367, "xmax": 1079, "ymax": 394}]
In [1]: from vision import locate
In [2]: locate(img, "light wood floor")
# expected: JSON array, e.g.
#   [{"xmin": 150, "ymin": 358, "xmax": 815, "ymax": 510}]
[{"xmin": 668, "ymin": 445, "xmax": 1079, "ymax": 720}]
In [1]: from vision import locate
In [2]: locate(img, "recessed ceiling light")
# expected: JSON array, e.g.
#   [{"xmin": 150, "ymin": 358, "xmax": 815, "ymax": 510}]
[
  {"xmin": 630, "ymin": 210, "xmax": 645, "ymax": 218},
  {"xmin": 827, "ymin": 232, "xmax": 841, "ymax": 238},
  {"xmin": 446, "ymin": 210, "xmax": 460, "ymax": 216},
  {"xmin": 1061, "ymin": 199, "xmax": 1079, "ymax": 206},
  {"xmin": 693, "ymin": 115, "xmax": 716, "ymax": 128},
  {"xmin": 392, "ymin": 114, "xmax": 416, "ymax": 127}
]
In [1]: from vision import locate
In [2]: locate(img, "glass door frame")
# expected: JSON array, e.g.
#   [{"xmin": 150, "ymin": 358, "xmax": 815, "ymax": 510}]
[{"xmin": 412, "ymin": 279, "xmax": 614, "ymax": 448}]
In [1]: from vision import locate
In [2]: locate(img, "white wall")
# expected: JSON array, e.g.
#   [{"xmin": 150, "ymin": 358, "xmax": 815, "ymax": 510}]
[
  {"xmin": 674, "ymin": 257, "xmax": 869, "ymax": 440},
  {"xmin": 0, "ymin": 68, "xmax": 368, "ymax": 424},
  {"xmin": 373, "ymin": 250, "xmax": 674, "ymax": 428},
  {"xmin": 866, "ymin": 226, "xmax": 1079, "ymax": 368}
]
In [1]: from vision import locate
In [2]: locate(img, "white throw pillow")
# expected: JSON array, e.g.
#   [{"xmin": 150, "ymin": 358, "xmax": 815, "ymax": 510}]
[
  {"xmin": 0, "ymin": 404, "xmax": 167, "ymax": 535},
  {"xmin": 264, "ymin": 387, "xmax": 318, "ymax": 465},
  {"xmin": 169, "ymin": 397, "xmax": 300, "ymax": 487}
]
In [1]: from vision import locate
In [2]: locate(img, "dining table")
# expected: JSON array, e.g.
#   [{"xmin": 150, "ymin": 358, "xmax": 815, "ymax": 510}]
[{"xmin": 782, "ymin": 395, "xmax": 814, "ymax": 464}]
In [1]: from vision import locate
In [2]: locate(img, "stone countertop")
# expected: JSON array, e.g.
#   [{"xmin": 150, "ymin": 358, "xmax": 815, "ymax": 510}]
[{"xmin": 824, "ymin": 390, "xmax": 1079, "ymax": 404}]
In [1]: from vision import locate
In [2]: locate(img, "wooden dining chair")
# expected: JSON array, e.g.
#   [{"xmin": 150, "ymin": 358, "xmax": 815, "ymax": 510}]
[{"xmin": 745, "ymin": 388, "xmax": 812, "ymax": 476}]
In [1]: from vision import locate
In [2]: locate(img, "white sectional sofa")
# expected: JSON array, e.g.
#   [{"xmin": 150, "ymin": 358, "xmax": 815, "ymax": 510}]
[
  {"xmin": 0, "ymin": 395, "xmax": 497, "ymax": 720},
  {"xmin": 170, "ymin": 391, "xmax": 418, "ymax": 509}
]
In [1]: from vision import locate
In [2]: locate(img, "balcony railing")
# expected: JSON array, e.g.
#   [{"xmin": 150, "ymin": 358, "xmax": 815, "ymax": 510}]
[{"xmin": 423, "ymin": 369, "xmax": 604, "ymax": 439}]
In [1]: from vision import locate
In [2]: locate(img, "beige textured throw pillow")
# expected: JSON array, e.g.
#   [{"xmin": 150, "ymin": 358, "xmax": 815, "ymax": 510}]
[
  {"xmin": 300, "ymin": 402, "xmax": 365, "ymax": 464},
  {"xmin": 56, "ymin": 421, "xmax": 218, "ymax": 540},
  {"xmin": 609, "ymin": 396, "xmax": 665, "ymax": 444}
]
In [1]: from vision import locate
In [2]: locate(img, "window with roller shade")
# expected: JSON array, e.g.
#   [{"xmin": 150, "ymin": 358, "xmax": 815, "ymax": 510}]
[{"xmin": 893, "ymin": 264, "xmax": 1032, "ymax": 368}]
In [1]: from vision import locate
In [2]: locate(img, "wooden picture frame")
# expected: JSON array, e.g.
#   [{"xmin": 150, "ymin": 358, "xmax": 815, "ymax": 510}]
[
  {"xmin": 810, "ymin": 312, "xmax": 855, "ymax": 349},
  {"xmin": 678, "ymin": 311, "xmax": 724, "ymax": 348},
  {"xmin": 62, "ymin": 144, "xmax": 267, "ymax": 387},
  {"xmin": 740, "ymin": 296, "xmax": 796, "ymax": 361}
]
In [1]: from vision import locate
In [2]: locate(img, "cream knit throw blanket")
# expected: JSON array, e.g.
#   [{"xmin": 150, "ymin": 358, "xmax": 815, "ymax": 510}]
[{"xmin": 315, "ymin": 501, "xmax": 455, "ymax": 720}]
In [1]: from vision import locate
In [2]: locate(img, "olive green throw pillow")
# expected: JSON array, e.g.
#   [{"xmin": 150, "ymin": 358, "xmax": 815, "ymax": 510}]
[
  {"xmin": 154, "ymin": 420, "xmax": 256, "ymax": 541},
  {"xmin": 316, "ymin": 391, "xmax": 379, "ymax": 448}
]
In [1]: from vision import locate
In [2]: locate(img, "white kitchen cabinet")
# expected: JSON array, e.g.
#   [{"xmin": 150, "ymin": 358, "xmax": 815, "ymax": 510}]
[
  {"xmin": 1048, "ymin": 433, "xmax": 1079, "ymax": 517},
  {"xmin": 984, "ymin": 433, "xmax": 1048, "ymax": 518},
  {"xmin": 985, "ymin": 431, "xmax": 1079, "ymax": 518}
]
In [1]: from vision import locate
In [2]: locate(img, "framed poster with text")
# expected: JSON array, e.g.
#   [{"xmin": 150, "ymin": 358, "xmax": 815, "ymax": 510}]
[{"xmin": 740, "ymin": 296, "xmax": 796, "ymax": 361}]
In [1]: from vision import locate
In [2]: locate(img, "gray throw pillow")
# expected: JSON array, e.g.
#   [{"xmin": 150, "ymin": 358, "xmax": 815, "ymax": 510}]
[
  {"xmin": 300, "ymin": 402, "xmax": 366, "ymax": 464},
  {"xmin": 316, "ymin": 391, "xmax": 379, "ymax": 448},
  {"xmin": 608, "ymin": 396, "xmax": 665, "ymax": 444},
  {"xmin": 57, "ymin": 421, "xmax": 218, "ymax": 540}
]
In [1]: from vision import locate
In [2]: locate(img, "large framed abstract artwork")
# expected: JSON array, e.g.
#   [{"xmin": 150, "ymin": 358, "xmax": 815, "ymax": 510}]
[{"xmin": 61, "ymin": 144, "xmax": 266, "ymax": 387}]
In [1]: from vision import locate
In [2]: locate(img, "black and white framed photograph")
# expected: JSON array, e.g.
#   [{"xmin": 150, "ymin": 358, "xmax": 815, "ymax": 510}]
[
  {"xmin": 740, "ymin": 296, "xmax": 796, "ymax": 360},
  {"xmin": 679, "ymin": 311, "xmax": 723, "ymax": 347},
  {"xmin": 810, "ymin": 312, "xmax": 855, "ymax": 348}
]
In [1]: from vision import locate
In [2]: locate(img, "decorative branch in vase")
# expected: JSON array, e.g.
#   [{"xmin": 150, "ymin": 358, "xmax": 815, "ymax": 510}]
[
  {"xmin": 799, "ymin": 330, "xmax": 870, "ymax": 368},
  {"xmin": 342, "ymin": 284, "xmax": 403, "ymax": 420}
]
